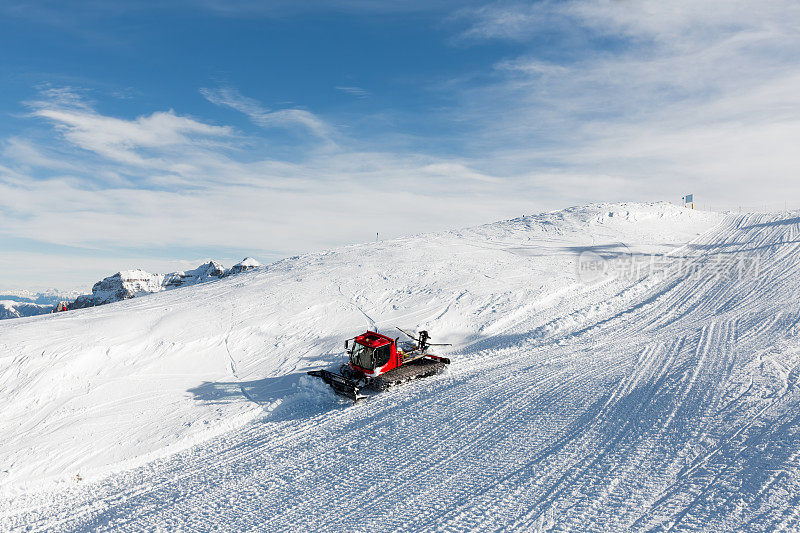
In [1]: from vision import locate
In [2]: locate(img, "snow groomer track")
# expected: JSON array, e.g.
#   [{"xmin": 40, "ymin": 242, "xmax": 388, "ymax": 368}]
[{"xmin": 3, "ymin": 203, "xmax": 800, "ymax": 531}]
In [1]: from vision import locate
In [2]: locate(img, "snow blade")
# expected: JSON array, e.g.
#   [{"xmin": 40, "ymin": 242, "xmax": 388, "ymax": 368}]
[
  {"xmin": 424, "ymin": 354, "xmax": 451, "ymax": 365},
  {"xmin": 306, "ymin": 369, "xmax": 366, "ymax": 401}
]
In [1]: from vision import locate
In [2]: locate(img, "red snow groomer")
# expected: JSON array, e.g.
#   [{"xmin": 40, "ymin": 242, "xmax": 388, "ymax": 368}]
[{"xmin": 307, "ymin": 328, "xmax": 451, "ymax": 401}]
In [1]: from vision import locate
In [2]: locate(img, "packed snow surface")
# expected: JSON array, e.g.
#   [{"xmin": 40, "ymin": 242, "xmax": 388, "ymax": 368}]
[{"xmin": 2, "ymin": 202, "xmax": 800, "ymax": 531}]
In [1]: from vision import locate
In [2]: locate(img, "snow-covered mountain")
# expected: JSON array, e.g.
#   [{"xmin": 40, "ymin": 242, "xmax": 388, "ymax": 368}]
[
  {"xmin": 0, "ymin": 300, "xmax": 55, "ymax": 320},
  {"xmin": 226, "ymin": 256, "xmax": 261, "ymax": 276},
  {"xmin": 0, "ymin": 289, "xmax": 80, "ymax": 306},
  {"xmin": 0, "ymin": 259, "xmax": 261, "ymax": 320},
  {"xmin": 69, "ymin": 258, "xmax": 260, "ymax": 309},
  {"xmin": 3, "ymin": 203, "xmax": 800, "ymax": 531},
  {"xmin": 0, "ymin": 289, "xmax": 83, "ymax": 320}
]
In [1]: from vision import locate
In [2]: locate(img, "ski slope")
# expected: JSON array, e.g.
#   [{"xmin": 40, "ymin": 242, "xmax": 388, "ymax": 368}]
[{"xmin": 3, "ymin": 202, "xmax": 800, "ymax": 531}]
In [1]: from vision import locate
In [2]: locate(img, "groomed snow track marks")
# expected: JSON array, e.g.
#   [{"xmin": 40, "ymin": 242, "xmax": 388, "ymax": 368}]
[{"xmin": 5, "ymin": 208, "xmax": 800, "ymax": 531}]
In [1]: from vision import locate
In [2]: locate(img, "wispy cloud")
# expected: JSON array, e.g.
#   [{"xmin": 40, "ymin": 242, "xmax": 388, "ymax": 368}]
[
  {"xmin": 200, "ymin": 86, "xmax": 333, "ymax": 141},
  {"xmin": 449, "ymin": 0, "xmax": 800, "ymax": 207},
  {"xmin": 454, "ymin": 2, "xmax": 563, "ymax": 42},
  {"xmin": 27, "ymin": 88, "xmax": 233, "ymax": 169},
  {"xmin": 335, "ymin": 86, "xmax": 370, "ymax": 98},
  {"xmin": 1, "ymin": 137, "xmax": 79, "ymax": 172}
]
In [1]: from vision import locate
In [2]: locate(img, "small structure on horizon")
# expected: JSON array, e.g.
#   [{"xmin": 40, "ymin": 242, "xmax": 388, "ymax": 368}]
[{"xmin": 682, "ymin": 194, "xmax": 694, "ymax": 209}]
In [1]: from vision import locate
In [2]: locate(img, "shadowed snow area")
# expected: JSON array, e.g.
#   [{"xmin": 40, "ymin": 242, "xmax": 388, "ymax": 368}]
[{"xmin": 3, "ymin": 202, "xmax": 800, "ymax": 530}]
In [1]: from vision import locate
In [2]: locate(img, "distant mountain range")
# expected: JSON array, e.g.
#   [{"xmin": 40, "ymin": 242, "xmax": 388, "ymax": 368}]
[
  {"xmin": 0, "ymin": 289, "xmax": 80, "ymax": 320},
  {"xmin": 0, "ymin": 258, "xmax": 261, "ymax": 320},
  {"xmin": 0, "ymin": 289, "xmax": 81, "ymax": 306},
  {"xmin": 0, "ymin": 300, "xmax": 59, "ymax": 320}
]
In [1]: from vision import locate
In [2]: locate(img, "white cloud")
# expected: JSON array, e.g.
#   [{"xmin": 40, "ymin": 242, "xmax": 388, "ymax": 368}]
[
  {"xmin": 335, "ymin": 86, "xmax": 370, "ymax": 98},
  {"xmin": 456, "ymin": 2, "xmax": 559, "ymax": 42},
  {"xmin": 459, "ymin": 1, "xmax": 800, "ymax": 45},
  {"xmin": 2, "ymin": 137, "xmax": 78, "ymax": 171},
  {"xmin": 0, "ymin": 153, "xmax": 530, "ymax": 260},
  {"xmin": 566, "ymin": 0, "xmax": 800, "ymax": 45},
  {"xmin": 200, "ymin": 86, "xmax": 333, "ymax": 140},
  {"xmin": 451, "ymin": 0, "xmax": 800, "ymax": 209},
  {"xmin": 28, "ymin": 90, "xmax": 234, "ymax": 168}
]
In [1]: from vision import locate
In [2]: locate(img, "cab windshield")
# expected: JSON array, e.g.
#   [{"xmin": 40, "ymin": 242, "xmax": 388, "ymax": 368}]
[{"xmin": 350, "ymin": 343, "xmax": 374, "ymax": 369}]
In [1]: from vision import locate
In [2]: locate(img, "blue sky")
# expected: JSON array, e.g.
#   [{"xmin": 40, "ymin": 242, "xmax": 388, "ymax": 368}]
[{"xmin": 2, "ymin": 1, "xmax": 800, "ymax": 291}]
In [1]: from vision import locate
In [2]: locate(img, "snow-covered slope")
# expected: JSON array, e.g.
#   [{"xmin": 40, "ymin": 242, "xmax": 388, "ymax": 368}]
[
  {"xmin": 3, "ymin": 202, "xmax": 800, "ymax": 530},
  {"xmin": 69, "ymin": 258, "xmax": 261, "ymax": 309}
]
